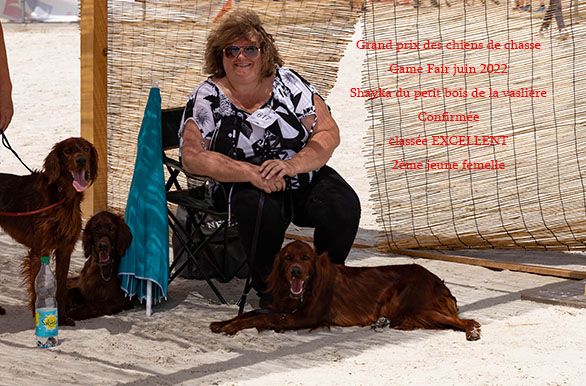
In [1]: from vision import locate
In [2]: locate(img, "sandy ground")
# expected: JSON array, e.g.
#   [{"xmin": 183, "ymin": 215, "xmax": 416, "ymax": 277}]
[{"xmin": 1, "ymin": 21, "xmax": 586, "ymax": 386}]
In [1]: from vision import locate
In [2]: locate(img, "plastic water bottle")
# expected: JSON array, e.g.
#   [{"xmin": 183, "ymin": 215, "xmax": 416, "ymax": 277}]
[{"xmin": 35, "ymin": 255, "xmax": 58, "ymax": 348}]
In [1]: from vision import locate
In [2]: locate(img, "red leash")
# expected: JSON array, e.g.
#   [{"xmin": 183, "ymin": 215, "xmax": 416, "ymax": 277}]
[{"xmin": 0, "ymin": 198, "xmax": 66, "ymax": 217}]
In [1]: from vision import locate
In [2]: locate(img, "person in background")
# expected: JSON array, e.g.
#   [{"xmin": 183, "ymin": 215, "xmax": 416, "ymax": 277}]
[
  {"xmin": 0, "ymin": 20, "xmax": 14, "ymax": 133},
  {"xmin": 540, "ymin": 0, "xmax": 567, "ymax": 39},
  {"xmin": 179, "ymin": 9, "xmax": 361, "ymax": 307}
]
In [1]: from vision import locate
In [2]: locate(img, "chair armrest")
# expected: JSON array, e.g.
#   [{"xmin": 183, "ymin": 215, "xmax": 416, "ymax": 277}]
[
  {"xmin": 163, "ymin": 154, "xmax": 209, "ymax": 190},
  {"xmin": 163, "ymin": 155, "xmax": 186, "ymax": 174}
]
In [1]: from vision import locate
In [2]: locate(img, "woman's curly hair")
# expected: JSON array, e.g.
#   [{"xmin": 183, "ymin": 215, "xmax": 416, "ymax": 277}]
[{"xmin": 204, "ymin": 9, "xmax": 284, "ymax": 78}]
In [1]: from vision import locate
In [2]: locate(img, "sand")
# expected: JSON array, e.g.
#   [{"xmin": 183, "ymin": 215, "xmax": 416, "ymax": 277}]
[{"xmin": 1, "ymin": 21, "xmax": 586, "ymax": 386}]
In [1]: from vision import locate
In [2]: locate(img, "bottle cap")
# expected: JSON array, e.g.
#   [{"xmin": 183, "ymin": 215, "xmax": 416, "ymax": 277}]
[{"xmin": 40, "ymin": 256, "xmax": 50, "ymax": 265}]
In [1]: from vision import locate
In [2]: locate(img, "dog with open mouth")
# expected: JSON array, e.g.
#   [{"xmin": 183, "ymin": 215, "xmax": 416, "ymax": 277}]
[
  {"xmin": 0, "ymin": 137, "xmax": 98, "ymax": 324},
  {"xmin": 67, "ymin": 211, "xmax": 133, "ymax": 320},
  {"xmin": 211, "ymin": 240, "xmax": 481, "ymax": 340}
]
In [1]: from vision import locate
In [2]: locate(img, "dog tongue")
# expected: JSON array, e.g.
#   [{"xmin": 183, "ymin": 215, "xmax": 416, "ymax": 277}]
[
  {"xmin": 290, "ymin": 279, "xmax": 304, "ymax": 295},
  {"xmin": 99, "ymin": 250, "xmax": 110, "ymax": 263},
  {"xmin": 72, "ymin": 170, "xmax": 89, "ymax": 192}
]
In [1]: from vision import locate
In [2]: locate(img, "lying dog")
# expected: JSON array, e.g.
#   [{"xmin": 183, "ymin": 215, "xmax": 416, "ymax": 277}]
[
  {"xmin": 67, "ymin": 211, "xmax": 133, "ymax": 320},
  {"xmin": 0, "ymin": 137, "xmax": 98, "ymax": 324},
  {"xmin": 211, "ymin": 240, "xmax": 481, "ymax": 340}
]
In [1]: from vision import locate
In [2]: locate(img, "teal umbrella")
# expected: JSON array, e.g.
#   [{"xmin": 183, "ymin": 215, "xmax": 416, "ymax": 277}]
[{"xmin": 119, "ymin": 87, "xmax": 168, "ymax": 312}]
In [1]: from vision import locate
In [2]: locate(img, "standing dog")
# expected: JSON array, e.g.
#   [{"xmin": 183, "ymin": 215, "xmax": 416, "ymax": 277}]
[
  {"xmin": 211, "ymin": 240, "xmax": 481, "ymax": 340},
  {"xmin": 0, "ymin": 137, "xmax": 98, "ymax": 324},
  {"xmin": 67, "ymin": 211, "xmax": 133, "ymax": 320}
]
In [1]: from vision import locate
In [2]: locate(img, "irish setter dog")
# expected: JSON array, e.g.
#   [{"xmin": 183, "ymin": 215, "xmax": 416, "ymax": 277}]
[
  {"xmin": 67, "ymin": 211, "xmax": 133, "ymax": 320},
  {"xmin": 0, "ymin": 137, "xmax": 98, "ymax": 324},
  {"xmin": 211, "ymin": 240, "xmax": 481, "ymax": 340}
]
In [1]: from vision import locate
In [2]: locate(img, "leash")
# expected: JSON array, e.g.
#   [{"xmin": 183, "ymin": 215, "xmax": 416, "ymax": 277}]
[
  {"xmin": 237, "ymin": 191, "xmax": 265, "ymax": 315},
  {"xmin": 0, "ymin": 198, "xmax": 66, "ymax": 217},
  {"xmin": 1, "ymin": 132, "xmax": 34, "ymax": 173},
  {"xmin": 0, "ymin": 132, "xmax": 63, "ymax": 217}
]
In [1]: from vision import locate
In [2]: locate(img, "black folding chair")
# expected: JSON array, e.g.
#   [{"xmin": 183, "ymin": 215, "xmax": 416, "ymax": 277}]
[{"xmin": 161, "ymin": 107, "xmax": 248, "ymax": 305}]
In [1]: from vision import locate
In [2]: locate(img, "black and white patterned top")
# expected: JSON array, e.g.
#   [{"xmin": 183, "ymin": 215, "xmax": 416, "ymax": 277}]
[{"xmin": 180, "ymin": 66, "xmax": 320, "ymax": 190}]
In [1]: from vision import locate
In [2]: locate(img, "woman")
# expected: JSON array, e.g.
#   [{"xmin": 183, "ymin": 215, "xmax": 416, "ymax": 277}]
[{"xmin": 180, "ymin": 9, "xmax": 360, "ymax": 305}]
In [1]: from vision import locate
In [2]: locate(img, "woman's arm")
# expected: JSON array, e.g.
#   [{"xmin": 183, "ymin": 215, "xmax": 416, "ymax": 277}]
[
  {"xmin": 181, "ymin": 120, "xmax": 285, "ymax": 193},
  {"xmin": 259, "ymin": 95, "xmax": 340, "ymax": 179}
]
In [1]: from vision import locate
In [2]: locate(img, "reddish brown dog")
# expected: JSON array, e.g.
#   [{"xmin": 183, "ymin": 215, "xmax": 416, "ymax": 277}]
[
  {"xmin": 0, "ymin": 137, "xmax": 98, "ymax": 324},
  {"xmin": 67, "ymin": 211, "xmax": 133, "ymax": 320},
  {"xmin": 211, "ymin": 240, "xmax": 480, "ymax": 340}
]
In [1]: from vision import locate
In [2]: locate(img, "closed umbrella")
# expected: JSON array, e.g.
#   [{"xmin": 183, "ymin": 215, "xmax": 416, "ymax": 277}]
[{"xmin": 119, "ymin": 86, "xmax": 168, "ymax": 315}]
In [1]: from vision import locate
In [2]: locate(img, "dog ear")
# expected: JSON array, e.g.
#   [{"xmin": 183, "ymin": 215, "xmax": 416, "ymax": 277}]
[
  {"xmin": 115, "ymin": 215, "xmax": 133, "ymax": 257},
  {"xmin": 313, "ymin": 251, "xmax": 331, "ymax": 280},
  {"xmin": 307, "ymin": 251, "xmax": 334, "ymax": 301},
  {"xmin": 43, "ymin": 144, "xmax": 62, "ymax": 184},
  {"xmin": 266, "ymin": 246, "xmax": 286, "ymax": 295},
  {"xmin": 82, "ymin": 215, "xmax": 96, "ymax": 259},
  {"xmin": 316, "ymin": 251, "xmax": 329, "ymax": 268}
]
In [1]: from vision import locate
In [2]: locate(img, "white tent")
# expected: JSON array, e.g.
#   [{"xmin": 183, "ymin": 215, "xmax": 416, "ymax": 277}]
[{"xmin": 0, "ymin": 0, "xmax": 78, "ymax": 22}]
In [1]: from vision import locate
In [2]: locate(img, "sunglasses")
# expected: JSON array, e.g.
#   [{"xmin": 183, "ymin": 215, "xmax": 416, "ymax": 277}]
[{"xmin": 223, "ymin": 45, "xmax": 261, "ymax": 59}]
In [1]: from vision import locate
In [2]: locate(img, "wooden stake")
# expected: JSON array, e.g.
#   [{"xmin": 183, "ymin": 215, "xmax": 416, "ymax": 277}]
[
  {"xmin": 285, "ymin": 233, "xmax": 586, "ymax": 280},
  {"xmin": 80, "ymin": 0, "xmax": 108, "ymax": 218}
]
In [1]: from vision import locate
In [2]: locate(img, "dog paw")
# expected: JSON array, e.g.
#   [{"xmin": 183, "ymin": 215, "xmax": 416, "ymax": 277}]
[
  {"xmin": 371, "ymin": 317, "xmax": 391, "ymax": 332},
  {"xmin": 466, "ymin": 328, "xmax": 481, "ymax": 341},
  {"xmin": 210, "ymin": 321, "xmax": 226, "ymax": 333},
  {"xmin": 466, "ymin": 321, "xmax": 481, "ymax": 341},
  {"xmin": 221, "ymin": 323, "xmax": 241, "ymax": 335}
]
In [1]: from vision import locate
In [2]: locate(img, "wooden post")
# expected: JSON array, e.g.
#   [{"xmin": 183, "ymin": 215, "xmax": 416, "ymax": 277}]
[{"xmin": 80, "ymin": 0, "xmax": 108, "ymax": 218}]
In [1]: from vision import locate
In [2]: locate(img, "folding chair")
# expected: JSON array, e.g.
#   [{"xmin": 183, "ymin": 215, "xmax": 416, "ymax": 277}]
[{"xmin": 161, "ymin": 107, "xmax": 248, "ymax": 306}]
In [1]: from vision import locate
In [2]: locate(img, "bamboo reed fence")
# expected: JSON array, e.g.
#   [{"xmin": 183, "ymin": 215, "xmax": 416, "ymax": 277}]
[{"xmin": 363, "ymin": 2, "xmax": 586, "ymax": 250}]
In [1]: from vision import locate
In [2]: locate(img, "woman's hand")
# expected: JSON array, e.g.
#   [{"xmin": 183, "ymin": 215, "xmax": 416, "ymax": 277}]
[
  {"xmin": 260, "ymin": 176, "xmax": 286, "ymax": 193},
  {"xmin": 249, "ymin": 162, "xmax": 287, "ymax": 193},
  {"xmin": 259, "ymin": 159, "xmax": 298, "ymax": 180},
  {"xmin": 0, "ymin": 88, "xmax": 12, "ymax": 133}
]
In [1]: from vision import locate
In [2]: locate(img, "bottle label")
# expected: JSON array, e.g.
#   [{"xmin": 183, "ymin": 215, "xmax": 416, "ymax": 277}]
[{"xmin": 35, "ymin": 307, "xmax": 58, "ymax": 338}]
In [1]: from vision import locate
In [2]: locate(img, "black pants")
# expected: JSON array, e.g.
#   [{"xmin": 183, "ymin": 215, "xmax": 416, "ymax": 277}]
[{"xmin": 214, "ymin": 166, "xmax": 361, "ymax": 293}]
